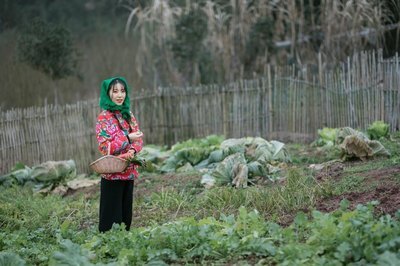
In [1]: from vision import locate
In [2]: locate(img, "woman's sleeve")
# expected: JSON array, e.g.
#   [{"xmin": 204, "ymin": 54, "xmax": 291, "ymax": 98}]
[
  {"xmin": 129, "ymin": 114, "xmax": 143, "ymax": 153},
  {"xmin": 95, "ymin": 112, "xmax": 130, "ymax": 155}
]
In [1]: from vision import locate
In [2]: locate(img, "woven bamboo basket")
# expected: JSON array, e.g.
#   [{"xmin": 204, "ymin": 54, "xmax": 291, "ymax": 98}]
[{"xmin": 89, "ymin": 155, "xmax": 128, "ymax": 174}]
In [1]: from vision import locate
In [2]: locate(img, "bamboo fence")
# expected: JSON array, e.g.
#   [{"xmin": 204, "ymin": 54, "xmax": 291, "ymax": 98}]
[{"xmin": 1, "ymin": 50, "xmax": 399, "ymax": 174}]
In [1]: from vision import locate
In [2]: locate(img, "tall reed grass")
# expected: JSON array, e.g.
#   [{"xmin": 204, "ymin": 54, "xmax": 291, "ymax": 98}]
[
  {"xmin": 124, "ymin": 0, "xmax": 396, "ymax": 86},
  {"xmin": 1, "ymin": 0, "xmax": 398, "ymax": 108}
]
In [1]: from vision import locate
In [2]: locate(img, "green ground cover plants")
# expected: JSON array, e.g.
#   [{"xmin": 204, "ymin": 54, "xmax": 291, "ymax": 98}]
[{"xmin": 1, "ymin": 132, "xmax": 400, "ymax": 265}]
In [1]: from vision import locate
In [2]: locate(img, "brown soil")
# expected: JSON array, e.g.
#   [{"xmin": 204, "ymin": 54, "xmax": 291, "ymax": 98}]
[
  {"xmin": 63, "ymin": 183, "xmax": 100, "ymax": 199},
  {"xmin": 314, "ymin": 161, "xmax": 344, "ymax": 181},
  {"xmin": 134, "ymin": 172, "xmax": 203, "ymax": 198},
  {"xmin": 315, "ymin": 163, "xmax": 400, "ymax": 216}
]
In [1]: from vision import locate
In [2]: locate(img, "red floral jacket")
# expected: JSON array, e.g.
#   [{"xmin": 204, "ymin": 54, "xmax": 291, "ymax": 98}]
[{"xmin": 95, "ymin": 110, "xmax": 143, "ymax": 180}]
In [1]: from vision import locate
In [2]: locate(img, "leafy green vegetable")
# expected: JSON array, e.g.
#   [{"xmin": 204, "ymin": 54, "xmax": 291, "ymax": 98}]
[
  {"xmin": 0, "ymin": 252, "xmax": 26, "ymax": 266},
  {"xmin": 247, "ymin": 161, "xmax": 269, "ymax": 178},
  {"xmin": 31, "ymin": 160, "xmax": 76, "ymax": 182},
  {"xmin": 0, "ymin": 166, "xmax": 34, "ymax": 187},
  {"xmin": 337, "ymin": 127, "xmax": 390, "ymax": 160},
  {"xmin": 367, "ymin": 121, "xmax": 389, "ymax": 140},
  {"xmin": 11, "ymin": 162, "xmax": 27, "ymax": 172},
  {"xmin": 159, "ymin": 137, "xmax": 222, "ymax": 173},
  {"xmin": 212, "ymin": 153, "xmax": 247, "ymax": 186},
  {"xmin": 313, "ymin": 127, "xmax": 338, "ymax": 146},
  {"xmin": 139, "ymin": 145, "xmax": 170, "ymax": 164},
  {"xmin": 171, "ymin": 135, "xmax": 224, "ymax": 152},
  {"xmin": 127, "ymin": 157, "xmax": 146, "ymax": 167},
  {"xmin": 50, "ymin": 240, "xmax": 97, "ymax": 266}
]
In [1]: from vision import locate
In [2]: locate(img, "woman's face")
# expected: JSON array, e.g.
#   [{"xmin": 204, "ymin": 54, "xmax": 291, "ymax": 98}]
[{"xmin": 109, "ymin": 83, "xmax": 126, "ymax": 106}]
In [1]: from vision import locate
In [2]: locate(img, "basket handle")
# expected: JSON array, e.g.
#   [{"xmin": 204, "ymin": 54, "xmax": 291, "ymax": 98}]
[{"xmin": 108, "ymin": 142, "xmax": 111, "ymax": 155}]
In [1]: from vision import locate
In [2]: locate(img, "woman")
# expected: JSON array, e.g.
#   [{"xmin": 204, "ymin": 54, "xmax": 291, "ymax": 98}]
[{"xmin": 95, "ymin": 76, "xmax": 143, "ymax": 232}]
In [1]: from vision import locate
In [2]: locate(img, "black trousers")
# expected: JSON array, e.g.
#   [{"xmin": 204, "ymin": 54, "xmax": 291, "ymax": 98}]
[{"xmin": 99, "ymin": 178, "xmax": 134, "ymax": 232}]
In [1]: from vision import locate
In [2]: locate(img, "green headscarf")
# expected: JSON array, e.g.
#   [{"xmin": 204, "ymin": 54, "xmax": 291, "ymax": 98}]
[{"xmin": 99, "ymin": 76, "xmax": 131, "ymax": 120}]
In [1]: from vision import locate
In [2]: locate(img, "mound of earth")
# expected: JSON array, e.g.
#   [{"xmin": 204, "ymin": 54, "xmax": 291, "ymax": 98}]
[{"xmin": 315, "ymin": 162, "xmax": 400, "ymax": 216}]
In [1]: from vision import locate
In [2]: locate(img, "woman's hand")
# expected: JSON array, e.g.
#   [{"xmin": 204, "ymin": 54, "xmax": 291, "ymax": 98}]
[
  {"xmin": 117, "ymin": 149, "xmax": 136, "ymax": 160},
  {"xmin": 128, "ymin": 130, "xmax": 143, "ymax": 141}
]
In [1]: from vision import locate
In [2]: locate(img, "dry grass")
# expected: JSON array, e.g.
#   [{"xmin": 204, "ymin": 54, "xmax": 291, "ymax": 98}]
[
  {"xmin": 1, "ymin": 0, "xmax": 397, "ymax": 109},
  {"xmin": 123, "ymin": 0, "xmax": 395, "ymax": 85}
]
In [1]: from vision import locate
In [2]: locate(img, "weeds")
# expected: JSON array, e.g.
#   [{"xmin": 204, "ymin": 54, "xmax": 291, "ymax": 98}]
[
  {"xmin": 332, "ymin": 175, "xmax": 366, "ymax": 195},
  {"xmin": 1, "ymin": 137, "xmax": 400, "ymax": 265}
]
